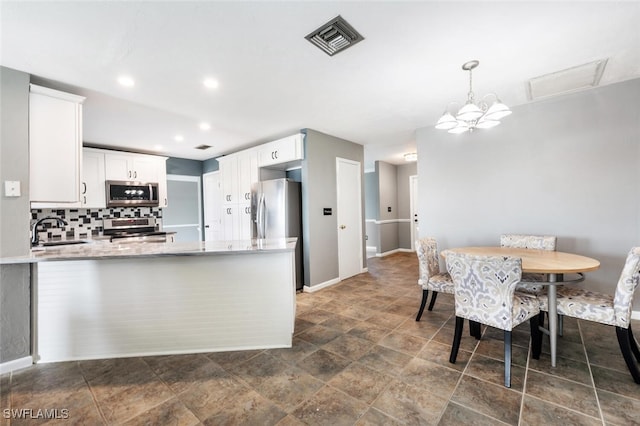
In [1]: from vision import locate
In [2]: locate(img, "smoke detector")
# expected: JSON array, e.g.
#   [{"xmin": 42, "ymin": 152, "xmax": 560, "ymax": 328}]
[
  {"xmin": 305, "ymin": 15, "xmax": 364, "ymax": 56},
  {"xmin": 527, "ymin": 59, "xmax": 608, "ymax": 101}
]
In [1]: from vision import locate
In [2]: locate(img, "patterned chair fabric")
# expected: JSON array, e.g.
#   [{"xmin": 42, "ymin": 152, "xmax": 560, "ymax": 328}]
[
  {"xmin": 446, "ymin": 252, "xmax": 539, "ymax": 330},
  {"xmin": 500, "ymin": 234, "xmax": 557, "ymax": 295},
  {"xmin": 415, "ymin": 238, "xmax": 454, "ymax": 321},
  {"xmin": 538, "ymin": 247, "xmax": 640, "ymax": 329},
  {"xmin": 446, "ymin": 252, "xmax": 542, "ymax": 388},
  {"xmin": 416, "ymin": 237, "xmax": 453, "ymax": 294},
  {"xmin": 536, "ymin": 247, "xmax": 640, "ymax": 384}
]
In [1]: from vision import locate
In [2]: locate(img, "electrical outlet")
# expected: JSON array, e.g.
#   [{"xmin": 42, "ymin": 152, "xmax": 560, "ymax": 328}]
[{"xmin": 4, "ymin": 181, "xmax": 21, "ymax": 197}]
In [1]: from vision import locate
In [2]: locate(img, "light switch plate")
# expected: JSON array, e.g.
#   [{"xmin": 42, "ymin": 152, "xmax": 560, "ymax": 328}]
[{"xmin": 4, "ymin": 181, "xmax": 21, "ymax": 197}]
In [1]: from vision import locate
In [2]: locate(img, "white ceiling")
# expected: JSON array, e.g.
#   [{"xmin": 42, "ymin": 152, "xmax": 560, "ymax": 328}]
[{"xmin": 2, "ymin": 1, "xmax": 639, "ymax": 169}]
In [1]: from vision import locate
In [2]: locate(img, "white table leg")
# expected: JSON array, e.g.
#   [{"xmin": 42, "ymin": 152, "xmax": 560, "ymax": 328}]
[{"xmin": 548, "ymin": 273, "xmax": 558, "ymax": 367}]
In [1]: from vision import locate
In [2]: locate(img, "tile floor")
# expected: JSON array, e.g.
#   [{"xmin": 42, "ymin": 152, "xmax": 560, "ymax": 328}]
[{"xmin": 1, "ymin": 252, "xmax": 639, "ymax": 425}]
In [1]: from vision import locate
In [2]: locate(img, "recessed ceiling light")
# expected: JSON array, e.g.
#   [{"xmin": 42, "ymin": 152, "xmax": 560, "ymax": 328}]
[
  {"xmin": 199, "ymin": 122, "xmax": 211, "ymax": 131},
  {"xmin": 117, "ymin": 76, "xmax": 135, "ymax": 87},
  {"xmin": 203, "ymin": 78, "xmax": 219, "ymax": 89},
  {"xmin": 174, "ymin": 135, "xmax": 184, "ymax": 142}
]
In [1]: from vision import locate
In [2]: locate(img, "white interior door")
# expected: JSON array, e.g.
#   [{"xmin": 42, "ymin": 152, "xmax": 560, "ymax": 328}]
[
  {"xmin": 336, "ymin": 158, "xmax": 363, "ymax": 280},
  {"xmin": 163, "ymin": 175, "xmax": 202, "ymax": 242},
  {"xmin": 203, "ymin": 171, "xmax": 222, "ymax": 241},
  {"xmin": 410, "ymin": 174, "xmax": 419, "ymax": 250}
]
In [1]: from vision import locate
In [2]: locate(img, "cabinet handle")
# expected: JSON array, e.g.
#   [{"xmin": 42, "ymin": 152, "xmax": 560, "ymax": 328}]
[
  {"xmin": 82, "ymin": 182, "xmax": 87, "ymax": 194},
  {"xmin": 83, "ymin": 196, "xmax": 86, "ymax": 204},
  {"xmin": 274, "ymin": 150, "xmax": 278, "ymax": 159},
  {"xmin": 271, "ymin": 151, "xmax": 275, "ymax": 160},
  {"xmin": 128, "ymin": 170, "xmax": 132, "ymax": 178},
  {"xmin": 205, "ymin": 225, "xmax": 210, "ymax": 228},
  {"xmin": 134, "ymin": 171, "xmax": 137, "ymax": 179},
  {"xmin": 164, "ymin": 198, "xmax": 167, "ymax": 206}
]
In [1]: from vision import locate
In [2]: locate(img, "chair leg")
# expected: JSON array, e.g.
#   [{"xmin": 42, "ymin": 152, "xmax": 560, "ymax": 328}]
[
  {"xmin": 427, "ymin": 291, "xmax": 439, "ymax": 311},
  {"xmin": 530, "ymin": 315, "xmax": 542, "ymax": 360},
  {"xmin": 504, "ymin": 330, "xmax": 512, "ymax": 388},
  {"xmin": 538, "ymin": 311, "xmax": 545, "ymax": 328},
  {"xmin": 449, "ymin": 316, "xmax": 464, "ymax": 364},
  {"xmin": 469, "ymin": 320, "xmax": 481, "ymax": 340},
  {"xmin": 558, "ymin": 314, "xmax": 564, "ymax": 337},
  {"xmin": 616, "ymin": 326, "xmax": 640, "ymax": 384},
  {"xmin": 415, "ymin": 289, "xmax": 428, "ymax": 321},
  {"xmin": 628, "ymin": 324, "xmax": 640, "ymax": 362}
]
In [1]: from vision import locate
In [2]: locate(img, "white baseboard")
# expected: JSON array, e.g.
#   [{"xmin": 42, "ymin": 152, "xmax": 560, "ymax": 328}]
[
  {"xmin": 632, "ymin": 310, "xmax": 640, "ymax": 321},
  {"xmin": 376, "ymin": 248, "xmax": 413, "ymax": 257},
  {"xmin": 0, "ymin": 356, "xmax": 32, "ymax": 374},
  {"xmin": 303, "ymin": 277, "xmax": 341, "ymax": 293}
]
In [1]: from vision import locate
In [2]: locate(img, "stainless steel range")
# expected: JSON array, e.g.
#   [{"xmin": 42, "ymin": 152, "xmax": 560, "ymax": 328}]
[{"xmin": 103, "ymin": 217, "xmax": 169, "ymax": 243}]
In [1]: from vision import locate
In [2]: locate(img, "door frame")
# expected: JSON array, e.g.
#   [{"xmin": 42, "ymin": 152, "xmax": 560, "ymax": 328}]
[
  {"xmin": 164, "ymin": 174, "xmax": 203, "ymax": 240},
  {"xmin": 409, "ymin": 174, "xmax": 418, "ymax": 251},
  {"xmin": 336, "ymin": 157, "xmax": 364, "ymax": 280}
]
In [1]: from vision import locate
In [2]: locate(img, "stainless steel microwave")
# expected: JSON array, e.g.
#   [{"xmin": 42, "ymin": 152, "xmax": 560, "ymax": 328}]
[{"xmin": 105, "ymin": 181, "xmax": 159, "ymax": 207}]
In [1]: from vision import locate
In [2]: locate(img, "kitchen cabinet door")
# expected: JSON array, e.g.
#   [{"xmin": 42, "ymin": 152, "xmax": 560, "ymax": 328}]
[
  {"xmin": 222, "ymin": 205, "xmax": 240, "ymax": 240},
  {"xmin": 156, "ymin": 158, "xmax": 168, "ymax": 207},
  {"xmin": 257, "ymin": 133, "xmax": 304, "ymax": 167},
  {"xmin": 29, "ymin": 85, "xmax": 85, "ymax": 208},
  {"xmin": 82, "ymin": 148, "xmax": 106, "ymax": 208},
  {"xmin": 105, "ymin": 152, "xmax": 161, "ymax": 182},
  {"xmin": 237, "ymin": 151, "xmax": 258, "ymax": 203},
  {"xmin": 219, "ymin": 156, "xmax": 238, "ymax": 205}
]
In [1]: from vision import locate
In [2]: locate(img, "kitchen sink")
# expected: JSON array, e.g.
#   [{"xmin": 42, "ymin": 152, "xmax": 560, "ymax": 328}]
[{"xmin": 41, "ymin": 240, "xmax": 89, "ymax": 247}]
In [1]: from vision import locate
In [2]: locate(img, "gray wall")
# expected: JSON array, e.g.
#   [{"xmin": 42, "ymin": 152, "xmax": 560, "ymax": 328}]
[
  {"xmin": 397, "ymin": 163, "xmax": 417, "ymax": 249},
  {"xmin": 301, "ymin": 129, "xmax": 365, "ymax": 288},
  {"xmin": 417, "ymin": 78, "xmax": 640, "ymax": 309},
  {"xmin": 167, "ymin": 157, "xmax": 203, "ymax": 176},
  {"xmin": 202, "ymin": 157, "xmax": 219, "ymax": 173},
  {"xmin": 364, "ymin": 171, "xmax": 379, "ymax": 220},
  {"xmin": 0, "ymin": 66, "xmax": 31, "ymax": 363}
]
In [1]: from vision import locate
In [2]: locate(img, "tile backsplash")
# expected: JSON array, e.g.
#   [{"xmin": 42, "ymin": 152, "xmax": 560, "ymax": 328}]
[{"xmin": 30, "ymin": 207, "xmax": 163, "ymax": 242}]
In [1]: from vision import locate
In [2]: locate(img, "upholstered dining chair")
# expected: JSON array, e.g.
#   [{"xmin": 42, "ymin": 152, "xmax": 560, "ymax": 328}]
[
  {"xmin": 537, "ymin": 247, "xmax": 640, "ymax": 384},
  {"xmin": 415, "ymin": 237, "xmax": 454, "ymax": 321},
  {"xmin": 446, "ymin": 252, "xmax": 542, "ymax": 388},
  {"xmin": 500, "ymin": 234, "xmax": 557, "ymax": 295}
]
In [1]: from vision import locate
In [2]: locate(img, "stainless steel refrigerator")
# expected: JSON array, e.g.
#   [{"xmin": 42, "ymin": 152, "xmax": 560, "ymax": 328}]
[{"xmin": 251, "ymin": 178, "xmax": 303, "ymax": 290}]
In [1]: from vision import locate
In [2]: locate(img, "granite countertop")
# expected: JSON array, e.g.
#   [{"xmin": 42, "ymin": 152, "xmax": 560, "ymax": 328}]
[{"xmin": 0, "ymin": 238, "xmax": 298, "ymax": 265}]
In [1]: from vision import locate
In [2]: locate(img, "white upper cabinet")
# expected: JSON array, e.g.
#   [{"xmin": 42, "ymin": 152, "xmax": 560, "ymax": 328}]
[
  {"xmin": 29, "ymin": 84, "xmax": 85, "ymax": 208},
  {"xmin": 105, "ymin": 152, "xmax": 159, "ymax": 182},
  {"xmin": 82, "ymin": 148, "xmax": 106, "ymax": 208},
  {"xmin": 258, "ymin": 133, "xmax": 304, "ymax": 167}
]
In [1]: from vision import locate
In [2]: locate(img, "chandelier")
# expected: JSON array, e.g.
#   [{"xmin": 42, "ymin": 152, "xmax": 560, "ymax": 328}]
[{"xmin": 436, "ymin": 60, "xmax": 512, "ymax": 134}]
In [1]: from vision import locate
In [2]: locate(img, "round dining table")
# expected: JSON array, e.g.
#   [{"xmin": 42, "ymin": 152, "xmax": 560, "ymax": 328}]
[{"xmin": 442, "ymin": 247, "xmax": 600, "ymax": 367}]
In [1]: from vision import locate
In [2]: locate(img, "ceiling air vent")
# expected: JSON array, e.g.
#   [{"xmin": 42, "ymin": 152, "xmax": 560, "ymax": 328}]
[
  {"xmin": 195, "ymin": 144, "xmax": 212, "ymax": 150},
  {"xmin": 305, "ymin": 15, "xmax": 364, "ymax": 56},
  {"xmin": 527, "ymin": 59, "xmax": 608, "ymax": 101}
]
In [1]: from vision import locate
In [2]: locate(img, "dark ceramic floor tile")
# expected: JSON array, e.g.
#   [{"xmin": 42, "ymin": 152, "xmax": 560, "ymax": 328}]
[
  {"xmin": 465, "ymin": 354, "xmax": 526, "ymax": 391},
  {"xmin": 122, "ymin": 397, "xmax": 200, "ymax": 426},
  {"xmin": 539, "ymin": 338, "xmax": 587, "ymax": 363},
  {"xmin": 296, "ymin": 309, "xmax": 338, "ymax": 325},
  {"xmin": 347, "ymin": 322, "xmax": 392, "ymax": 343},
  {"xmin": 320, "ymin": 314, "xmax": 362, "ymax": 332},
  {"xmin": 327, "ymin": 363, "xmax": 393, "ymax": 404},
  {"xmin": 379, "ymin": 331, "xmax": 428, "ymax": 356},
  {"xmin": 296, "ymin": 324, "xmax": 343, "ymax": 346},
  {"xmin": 367, "ymin": 312, "xmax": 408, "ymax": 330},
  {"xmin": 205, "ymin": 349, "xmax": 263, "ymax": 368},
  {"xmin": 79, "ymin": 358, "xmax": 148, "ymax": 382},
  {"xmin": 597, "ymin": 388, "xmax": 640, "ymax": 425},
  {"xmin": 11, "ymin": 380, "xmax": 97, "ymax": 419},
  {"xmin": 519, "ymin": 395, "xmax": 602, "ymax": 426},
  {"xmin": 528, "ymin": 352, "xmax": 592, "ymax": 385},
  {"xmin": 384, "ymin": 301, "xmax": 418, "ymax": 317},
  {"xmin": 450, "ymin": 375, "xmax": 522, "ymax": 425},
  {"xmin": 355, "ymin": 408, "xmax": 404, "ymax": 425},
  {"xmin": 143, "ymin": 354, "xmax": 227, "ymax": 394},
  {"xmin": 357, "ymin": 345, "xmax": 413, "ymax": 377},
  {"xmin": 291, "ymin": 385, "xmax": 368, "ymax": 425},
  {"xmin": 293, "ymin": 318, "xmax": 316, "ymax": 335},
  {"xmin": 177, "ymin": 374, "xmax": 249, "ymax": 421},
  {"xmin": 585, "ymin": 344, "xmax": 630, "ymax": 374},
  {"xmin": 417, "ymin": 340, "xmax": 471, "ymax": 372},
  {"xmin": 12, "ymin": 361, "xmax": 85, "ymax": 391},
  {"xmin": 335, "ymin": 304, "xmax": 377, "ymax": 321},
  {"xmin": 591, "ymin": 364, "xmax": 640, "ymax": 400},
  {"xmin": 372, "ymin": 378, "xmax": 448, "ymax": 425},
  {"xmin": 395, "ymin": 317, "xmax": 443, "ymax": 340},
  {"xmin": 399, "ymin": 357, "xmax": 461, "ymax": 398},
  {"xmin": 432, "ymin": 325, "xmax": 479, "ymax": 353},
  {"xmin": 438, "ymin": 401, "xmax": 510, "ymax": 425},
  {"xmin": 321, "ymin": 334, "xmax": 374, "ymax": 361},
  {"xmin": 202, "ymin": 389, "xmax": 287, "ymax": 425},
  {"xmin": 276, "ymin": 414, "xmax": 306, "ymax": 425},
  {"xmin": 269, "ymin": 337, "xmax": 318, "ymax": 364},
  {"xmin": 474, "ymin": 335, "xmax": 530, "ymax": 367},
  {"xmin": 254, "ymin": 364, "xmax": 324, "ymax": 413},
  {"xmin": 525, "ymin": 370, "xmax": 600, "ymax": 418},
  {"xmin": 97, "ymin": 378, "xmax": 174, "ymax": 424},
  {"xmin": 482, "ymin": 327, "xmax": 532, "ymax": 349},
  {"xmin": 297, "ymin": 349, "xmax": 352, "ymax": 382},
  {"xmin": 228, "ymin": 352, "xmax": 289, "ymax": 388},
  {"xmin": 87, "ymin": 362, "xmax": 159, "ymax": 402}
]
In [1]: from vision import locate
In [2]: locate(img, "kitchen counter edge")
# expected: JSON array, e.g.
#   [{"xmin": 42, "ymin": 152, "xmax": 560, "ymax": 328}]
[{"xmin": 0, "ymin": 238, "xmax": 298, "ymax": 265}]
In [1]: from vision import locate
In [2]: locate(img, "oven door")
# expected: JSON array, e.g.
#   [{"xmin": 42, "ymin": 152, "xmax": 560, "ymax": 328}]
[{"xmin": 106, "ymin": 181, "xmax": 159, "ymax": 207}]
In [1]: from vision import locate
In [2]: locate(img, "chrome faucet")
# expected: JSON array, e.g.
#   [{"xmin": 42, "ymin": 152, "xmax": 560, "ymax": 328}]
[{"xmin": 31, "ymin": 216, "xmax": 68, "ymax": 247}]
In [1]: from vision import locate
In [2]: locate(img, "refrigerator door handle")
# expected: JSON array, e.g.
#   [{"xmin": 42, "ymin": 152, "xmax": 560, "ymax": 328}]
[{"xmin": 257, "ymin": 193, "xmax": 266, "ymax": 239}]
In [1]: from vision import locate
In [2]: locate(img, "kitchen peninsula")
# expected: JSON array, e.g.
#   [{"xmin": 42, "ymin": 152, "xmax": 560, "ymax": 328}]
[{"xmin": 1, "ymin": 239, "xmax": 297, "ymax": 363}]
